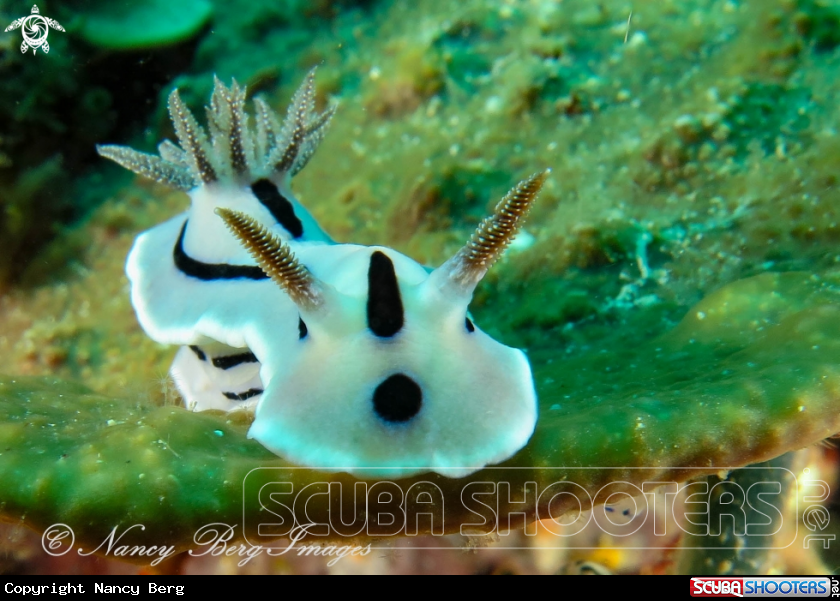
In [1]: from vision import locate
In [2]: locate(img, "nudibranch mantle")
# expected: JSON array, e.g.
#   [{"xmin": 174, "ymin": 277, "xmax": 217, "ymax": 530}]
[{"xmin": 98, "ymin": 69, "xmax": 545, "ymax": 478}]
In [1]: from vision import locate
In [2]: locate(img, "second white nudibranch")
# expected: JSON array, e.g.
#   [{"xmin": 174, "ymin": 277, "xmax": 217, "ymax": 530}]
[{"xmin": 98, "ymin": 69, "xmax": 547, "ymax": 478}]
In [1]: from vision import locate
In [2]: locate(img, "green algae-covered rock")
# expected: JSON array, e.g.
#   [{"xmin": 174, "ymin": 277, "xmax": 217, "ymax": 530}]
[
  {"xmin": 0, "ymin": 272, "xmax": 838, "ymax": 557},
  {"xmin": 75, "ymin": 0, "xmax": 212, "ymax": 50}
]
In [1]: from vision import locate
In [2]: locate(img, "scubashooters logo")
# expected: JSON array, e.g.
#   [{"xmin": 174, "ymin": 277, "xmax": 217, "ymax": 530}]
[
  {"xmin": 690, "ymin": 577, "xmax": 837, "ymax": 598},
  {"xmin": 242, "ymin": 466, "xmax": 814, "ymax": 547},
  {"xmin": 4, "ymin": 5, "xmax": 64, "ymax": 55}
]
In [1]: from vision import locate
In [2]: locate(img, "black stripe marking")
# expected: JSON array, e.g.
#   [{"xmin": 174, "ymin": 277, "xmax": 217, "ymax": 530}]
[
  {"xmin": 366, "ymin": 251, "xmax": 404, "ymax": 338},
  {"xmin": 212, "ymin": 352, "xmax": 258, "ymax": 370},
  {"xmin": 298, "ymin": 317, "xmax": 308, "ymax": 339},
  {"xmin": 189, "ymin": 345, "xmax": 207, "ymax": 361},
  {"xmin": 251, "ymin": 179, "xmax": 304, "ymax": 239},
  {"xmin": 223, "ymin": 388, "xmax": 263, "ymax": 401},
  {"xmin": 174, "ymin": 221, "xmax": 268, "ymax": 281}
]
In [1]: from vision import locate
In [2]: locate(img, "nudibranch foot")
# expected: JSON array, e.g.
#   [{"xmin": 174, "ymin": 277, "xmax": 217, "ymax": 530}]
[{"xmin": 170, "ymin": 341, "xmax": 262, "ymax": 412}]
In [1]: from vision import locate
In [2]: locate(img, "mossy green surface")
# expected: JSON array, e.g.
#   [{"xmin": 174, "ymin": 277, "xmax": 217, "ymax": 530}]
[
  {"xmin": 1, "ymin": 271, "xmax": 837, "ymax": 555},
  {"xmin": 74, "ymin": 0, "xmax": 213, "ymax": 50}
]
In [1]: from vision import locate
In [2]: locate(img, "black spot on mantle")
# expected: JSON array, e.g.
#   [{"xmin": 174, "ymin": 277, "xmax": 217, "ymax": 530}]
[{"xmin": 373, "ymin": 374, "xmax": 422, "ymax": 423}]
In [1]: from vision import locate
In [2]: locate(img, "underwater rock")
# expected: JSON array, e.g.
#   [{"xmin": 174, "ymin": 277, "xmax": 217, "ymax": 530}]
[
  {"xmin": 4, "ymin": 0, "xmax": 840, "ymax": 572},
  {"xmin": 75, "ymin": 0, "xmax": 213, "ymax": 50},
  {"xmin": 676, "ymin": 452, "xmax": 799, "ymax": 575},
  {"xmin": 0, "ymin": 271, "xmax": 837, "ymax": 555}
]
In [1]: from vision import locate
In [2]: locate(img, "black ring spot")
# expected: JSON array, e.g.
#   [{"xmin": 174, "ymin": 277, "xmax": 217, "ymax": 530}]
[
  {"xmin": 251, "ymin": 178, "xmax": 304, "ymax": 239},
  {"xmin": 372, "ymin": 374, "xmax": 422, "ymax": 423},
  {"xmin": 367, "ymin": 251, "xmax": 404, "ymax": 337}
]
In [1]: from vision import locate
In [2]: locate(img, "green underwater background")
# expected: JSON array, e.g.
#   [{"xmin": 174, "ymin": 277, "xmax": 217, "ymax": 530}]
[{"xmin": 1, "ymin": 0, "xmax": 840, "ymax": 575}]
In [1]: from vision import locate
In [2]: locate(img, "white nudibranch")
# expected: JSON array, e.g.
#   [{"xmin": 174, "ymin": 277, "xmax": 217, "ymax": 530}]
[{"xmin": 97, "ymin": 68, "xmax": 547, "ymax": 478}]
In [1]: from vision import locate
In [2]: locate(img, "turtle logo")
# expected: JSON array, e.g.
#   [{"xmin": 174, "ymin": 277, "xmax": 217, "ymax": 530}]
[{"xmin": 5, "ymin": 5, "xmax": 65, "ymax": 55}]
